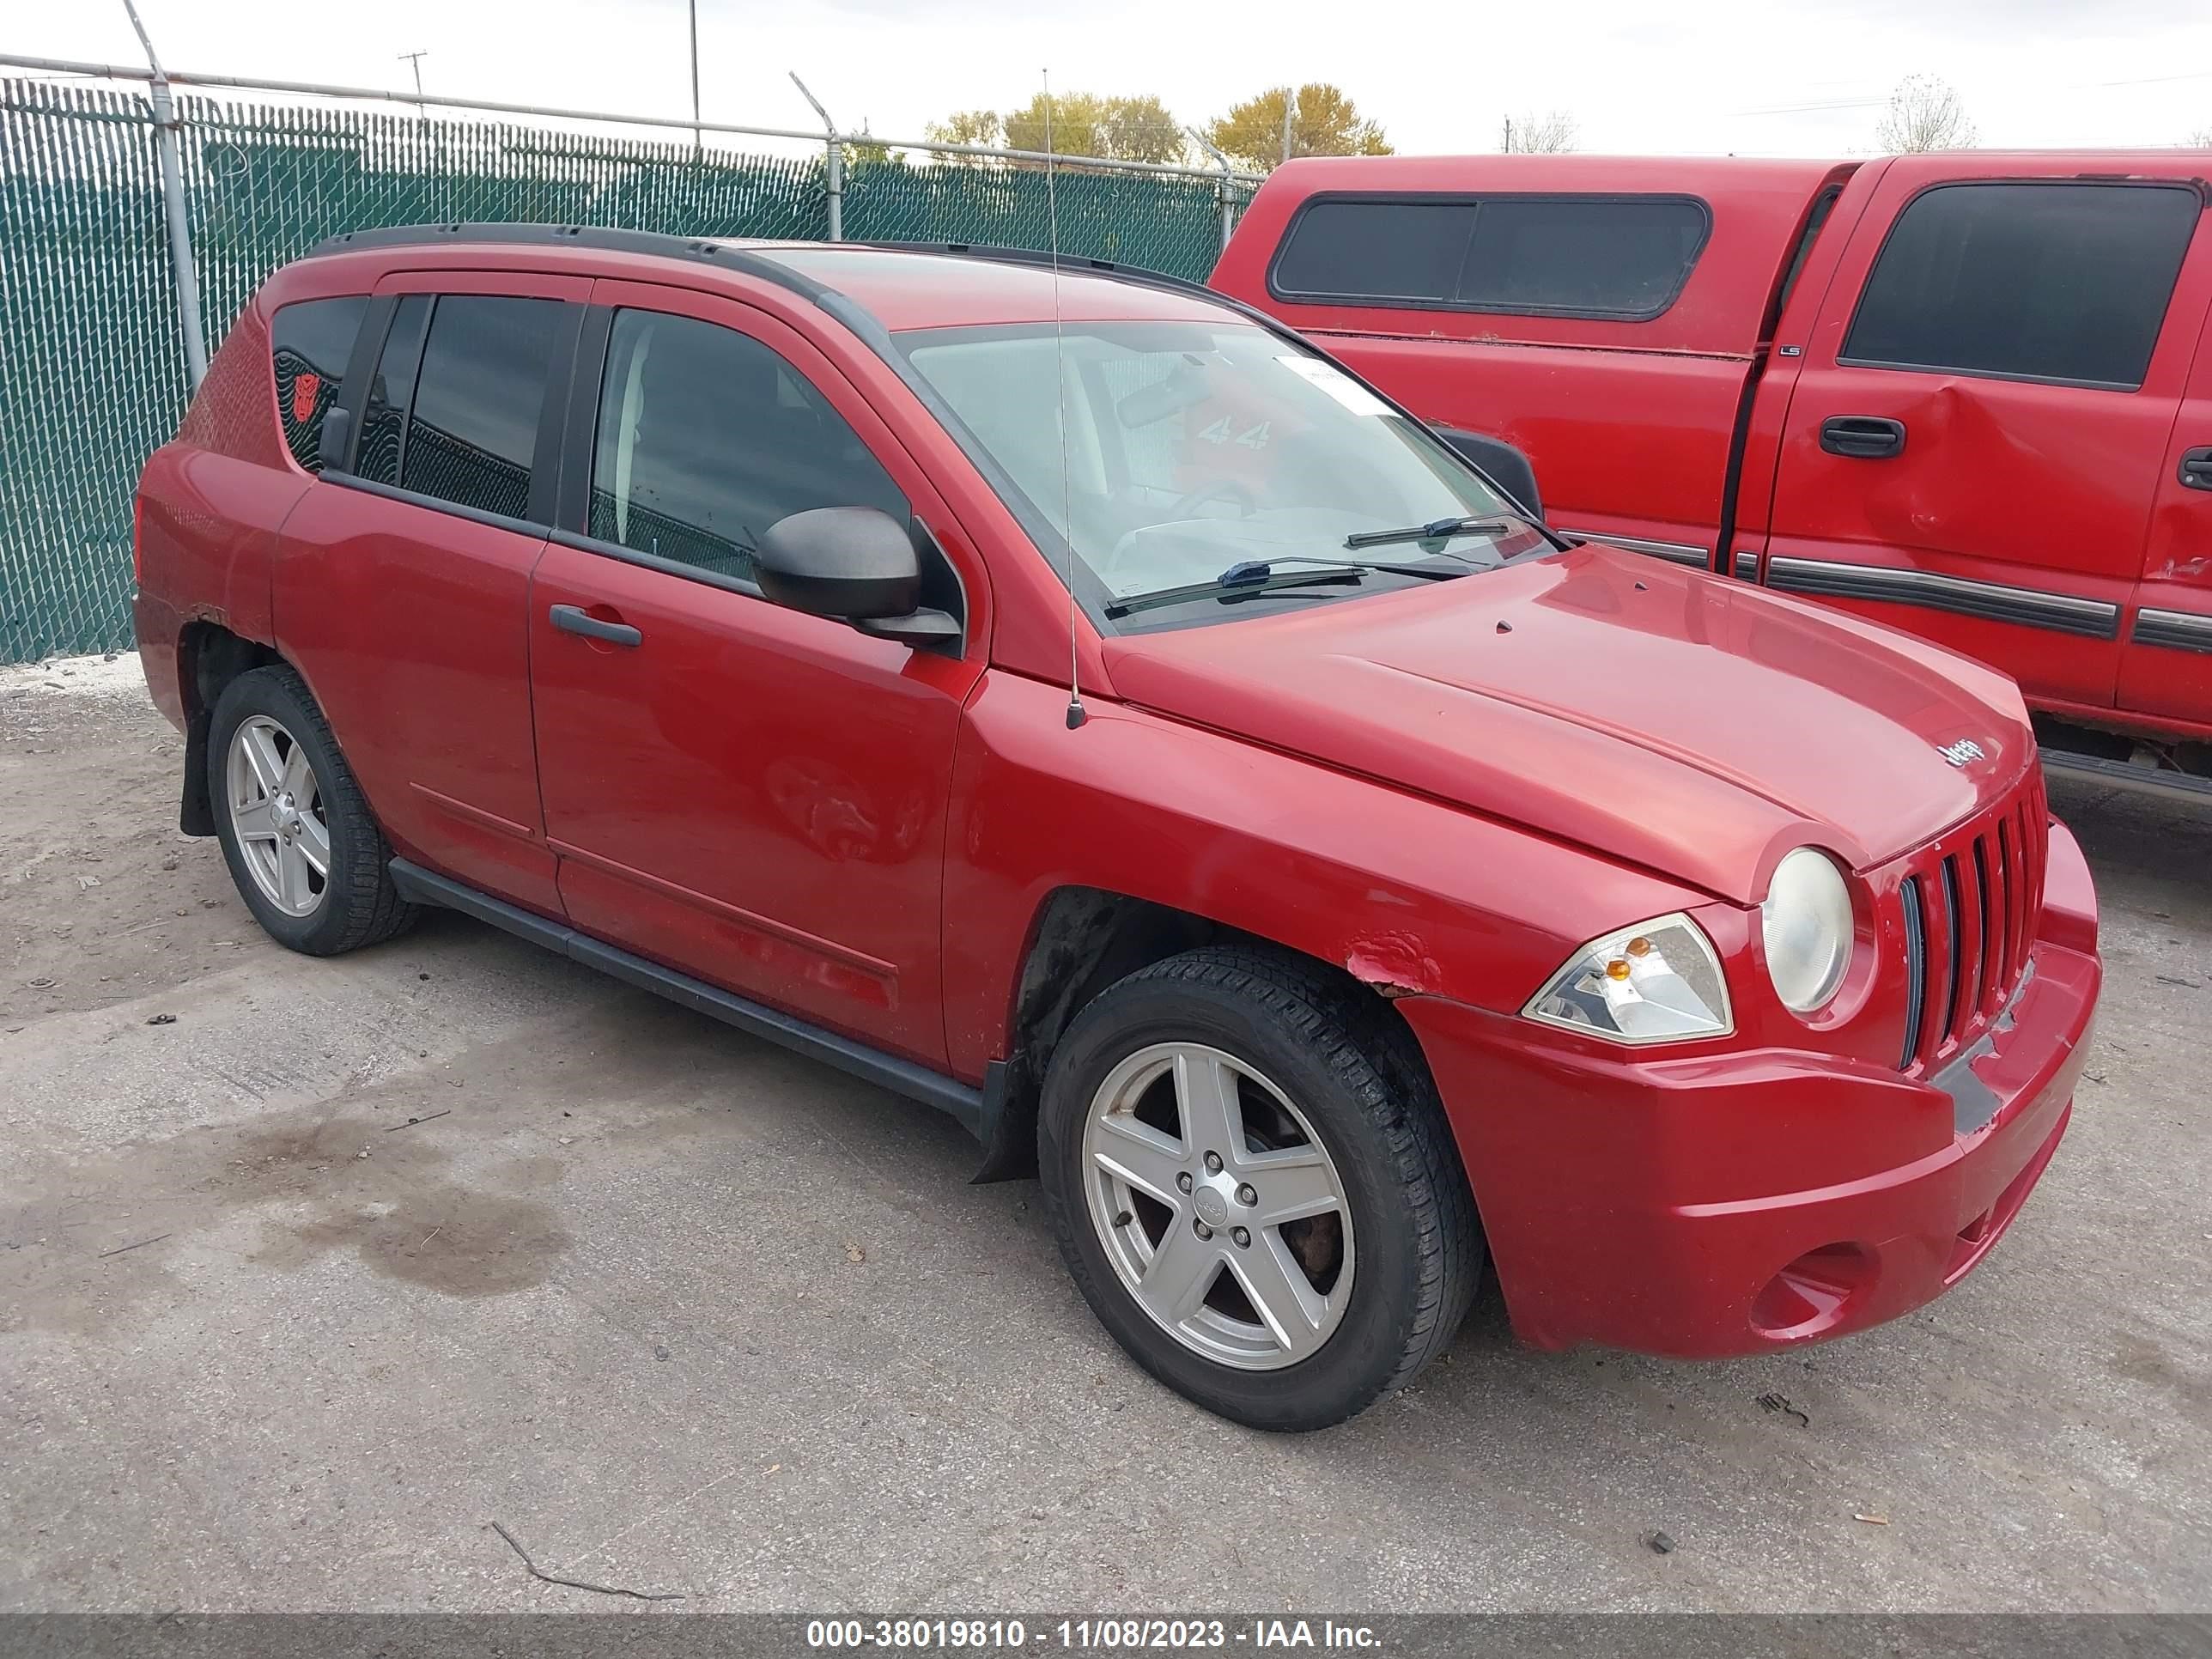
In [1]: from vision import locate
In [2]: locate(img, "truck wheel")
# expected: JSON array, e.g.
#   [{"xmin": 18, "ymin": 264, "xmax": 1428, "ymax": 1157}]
[
  {"xmin": 1038, "ymin": 945, "xmax": 1482, "ymax": 1431},
  {"xmin": 206, "ymin": 665, "xmax": 415, "ymax": 957}
]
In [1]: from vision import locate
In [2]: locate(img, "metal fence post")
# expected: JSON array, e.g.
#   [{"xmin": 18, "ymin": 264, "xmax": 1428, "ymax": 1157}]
[
  {"xmin": 788, "ymin": 72, "xmax": 842, "ymax": 241},
  {"xmin": 147, "ymin": 76, "xmax": 208, "ymax": 390},
  {"xmin": 1189, "ymin": 129, "xmax": 1238, "ymax": 252},
  {"xmin": 122, "ymin": 1, "xmax": 208, "ymax": 391}
]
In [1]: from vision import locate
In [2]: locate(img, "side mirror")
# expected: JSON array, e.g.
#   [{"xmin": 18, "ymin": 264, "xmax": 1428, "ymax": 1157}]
[
  {"xmin": 1434, "ymin": 427, "xmax": 1543, "ymax": 523},
  {"xmin": 755, "ymin": 507, "xmax": 961, "ymax": 648}
]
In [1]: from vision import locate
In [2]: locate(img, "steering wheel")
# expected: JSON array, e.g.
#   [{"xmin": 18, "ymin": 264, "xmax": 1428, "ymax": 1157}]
[
  {"xmin": 1165, "ymin": 479, "xmax": 1257, "ymax": 523},
  {"xmin": 1100, "ymin": 479, "xmax": 1261, "ymax": 591}
]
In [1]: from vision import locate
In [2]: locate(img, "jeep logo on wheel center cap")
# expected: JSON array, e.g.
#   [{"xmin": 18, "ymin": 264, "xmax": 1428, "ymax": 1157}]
[{"xmin": 1193, "ymin": 1185, "xmax": 1231, "ymax": 1227}]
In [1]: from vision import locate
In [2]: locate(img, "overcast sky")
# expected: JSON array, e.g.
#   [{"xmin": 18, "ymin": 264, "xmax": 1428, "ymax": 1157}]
[{"xmin": 12, "ymin": 0, "xmax": 2211, "ymax": 161}]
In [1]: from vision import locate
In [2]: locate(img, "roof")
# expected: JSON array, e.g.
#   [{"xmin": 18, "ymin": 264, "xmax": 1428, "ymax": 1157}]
[{"xmin": 302, "ymin": 223, "xmax": 1241, "ymax": 335}]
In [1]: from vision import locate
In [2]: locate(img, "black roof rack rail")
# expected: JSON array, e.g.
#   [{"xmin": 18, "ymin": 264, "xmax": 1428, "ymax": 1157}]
[{"xmin": 303, "ymin": 222, "xmax": 836, "ymax": 303}]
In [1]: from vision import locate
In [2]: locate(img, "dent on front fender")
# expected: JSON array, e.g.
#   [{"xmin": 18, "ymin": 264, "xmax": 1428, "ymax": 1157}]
[{"xmin": 937, "ymin": 673, "xmax": 1717, "ymax": 1079}]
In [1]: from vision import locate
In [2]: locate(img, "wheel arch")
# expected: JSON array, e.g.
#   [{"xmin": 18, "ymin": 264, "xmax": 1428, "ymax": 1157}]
[
  {"xmin": 175, "ymin": 621, "xmax": 286, "ymax": 836},
  {"xmin": 976, "ymin": 884, "xmax": 1436, "ymax": 1183}
]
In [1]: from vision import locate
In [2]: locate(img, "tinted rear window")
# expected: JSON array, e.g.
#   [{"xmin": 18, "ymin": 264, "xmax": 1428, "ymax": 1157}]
[
  {"xmin": 1842, "ymin": 182, "xmax": 2198, "ymax": 390},
  {"xmin": 399, "ymin": 295, "xmax": 563, "ymax": 520},
  {"xmin": 1270, "ymin": 194, "xmax": 1709, "ymax": 319},
  {"xmin": 270, "ymin": 295, "xmax": 366, "ymax": 472}
]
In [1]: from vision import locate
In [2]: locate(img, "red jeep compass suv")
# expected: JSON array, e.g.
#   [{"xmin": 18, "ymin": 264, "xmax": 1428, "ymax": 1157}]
[{"xmin": 131, "ymin": 226, "xmax": 2101, "ymax": 1430}]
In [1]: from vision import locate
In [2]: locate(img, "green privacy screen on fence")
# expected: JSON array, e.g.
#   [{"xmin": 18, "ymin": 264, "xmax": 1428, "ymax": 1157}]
[{"xmin": 0, "ymin": 81, "xmax": 1245, "ymax": 663}]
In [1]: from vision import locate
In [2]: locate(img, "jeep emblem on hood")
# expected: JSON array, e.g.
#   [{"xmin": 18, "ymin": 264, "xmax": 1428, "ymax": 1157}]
[{"xmin": 1937, "ymin": 738, "xmax": 1986, "ymax": 768}]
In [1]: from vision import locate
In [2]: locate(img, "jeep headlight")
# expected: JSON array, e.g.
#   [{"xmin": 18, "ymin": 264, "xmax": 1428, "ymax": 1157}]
[
  {"xmin": 1522, "ymin": 914, "xmax": 1732, "ymax": 1044},
  {"xmin": 1761, "ymin": 847, "xmax": 1853, "ymax": 1014}
]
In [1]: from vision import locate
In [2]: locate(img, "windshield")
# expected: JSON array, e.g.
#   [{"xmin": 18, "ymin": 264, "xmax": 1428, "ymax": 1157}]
[{"xmin": 896, "ymin": 319, "xmax": 1531, "ymax": 627}]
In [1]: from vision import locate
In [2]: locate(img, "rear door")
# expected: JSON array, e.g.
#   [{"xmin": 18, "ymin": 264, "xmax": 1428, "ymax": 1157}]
[
  {"xmin": 274, "ymin": 271, "xmax": 586, "ymax": 915},
  {"xmin": 527, "ymin": 281, "xmax": 987, "ymax": 1066},
  {"xmin": 2121, "ymin": 294, "xmax": 2212, "ymax": 731},
  {"xmin": 1759, "ymin": 165, "xmax": 2209, "ymax": 710}
]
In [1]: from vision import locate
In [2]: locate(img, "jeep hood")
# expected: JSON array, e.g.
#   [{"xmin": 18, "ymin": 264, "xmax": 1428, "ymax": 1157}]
[{"xmin": 1097, "ymin": 545, "xmax": 2033, "ymax": 905}]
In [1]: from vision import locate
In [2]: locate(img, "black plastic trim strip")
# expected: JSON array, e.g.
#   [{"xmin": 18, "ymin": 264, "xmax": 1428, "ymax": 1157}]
[
  {"xmin": 387, "ymin": 857, "xmax": 991, "ymax": 1141},
  {"xmin": 1733, "ymin": 549, "xmax": 1759, "ymax": 580},
  {"xmin": 322, "ymin": 470, "xmax": 549, "ymax": 539},
  {"xmin": 327, "ymin": 292, "xmax": 397, "ymax": 476},
  {"xmin": 556, "ymin": 306, "xmax": 614, "ymax": 534},
  {"xmin": 1765, "ymin": 556, "xmax": 2119, "ymax": 639},
  {"xmin": 305, "ymin": 222, "xmax": 842, "ymax": 309},
  {"xmin": 526, "ymin": 301, "xmax": 586, "ymax": 529},
  {"xmin": 2131, "ymin": 606, "xmax": 2212, "ymax": 654}
]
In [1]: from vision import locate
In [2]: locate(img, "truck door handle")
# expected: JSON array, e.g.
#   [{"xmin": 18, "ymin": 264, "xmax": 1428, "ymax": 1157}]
[
  {"xmin": 2182, "ymin": 447, "xmax": 2212, "ymax": 491},
  {"xmin": 1820, "ymin": 416, "xmax": 1907, "ymax": 459},
  {"xmin": 549, "ymin": 604, "xmax": 641, "ymax": 647}
]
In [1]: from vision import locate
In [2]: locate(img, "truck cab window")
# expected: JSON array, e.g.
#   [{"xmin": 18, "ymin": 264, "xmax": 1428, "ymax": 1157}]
[{"xmin": 1841, "ymin": 182, "xmax": 2197, "ymax": 390}]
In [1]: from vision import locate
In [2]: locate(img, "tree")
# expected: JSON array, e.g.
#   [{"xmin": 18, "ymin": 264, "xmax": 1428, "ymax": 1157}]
[
  {"xmin": 925, "ymin": 108, "xmax": 1002, "ymax": 166},
  {"xmin": 1205, "ymin": 83, "xmax": 1391, "ymax": 172},
  {"xmin": 1000, "ymin": 93, "xmax": 1187, "ymax": 164},
  {"xmin": 1503, "ymin": 111, "xmax": 1578, "ymax": 153},
  {"xmin": 2191, "ymin": 127, "xmax": 2212, "ymax": 148},
  {"xmin": 842, "ymin": 123, "xmax": 902, "ymax": 170},
  {"xmin": 1876, "ymin": 75, "xmax": 1977, "ymax": 153}
]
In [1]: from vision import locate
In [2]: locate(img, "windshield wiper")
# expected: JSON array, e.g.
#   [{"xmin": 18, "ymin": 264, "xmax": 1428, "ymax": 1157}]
[
  {"xmin": 1103, "ymin": 556, "xmax": 1467, "ymax": 620},
  {"xmin": 1345, "ymin": 515, "xmax": 1510, "ymax": 552}
]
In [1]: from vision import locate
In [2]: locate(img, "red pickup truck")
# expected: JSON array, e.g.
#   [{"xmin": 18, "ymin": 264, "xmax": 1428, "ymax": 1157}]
[{"xmin": 1213, "ymin": 151, "xmax": 2212, "ymax": 798}]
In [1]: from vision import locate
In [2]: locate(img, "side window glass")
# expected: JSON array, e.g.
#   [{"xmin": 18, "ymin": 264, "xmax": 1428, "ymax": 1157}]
[
  {"xmin": 588, "ymin": 309, "xmax": 907, "ymax": 582},
  {"xmin": 270, "ymin": 295, "xmax": 367, "ymax": 472},
  {"xmin": 1842, "ymin": 182, "xmax": 2198, "ymax": 389},
  {"xmin": 1268, "ymin": 196, "xmax": 1707, "ymax": 319},
  {"xmin": 400, "ymin": 295, "xmax": 563, "ymax": 520},
  {"xmin": 355, "ymin": 295, "xmax": 428, "ymax": 488}
]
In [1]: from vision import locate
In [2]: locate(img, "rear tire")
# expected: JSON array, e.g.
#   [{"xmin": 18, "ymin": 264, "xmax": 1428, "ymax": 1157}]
[
  {"xmin": 1038, "ymin": 945, "xmax": 1482, "ymax": 1431},
  {"xmin": 206, "ymin": 665, "xmax": 415, "ymax": 956}
]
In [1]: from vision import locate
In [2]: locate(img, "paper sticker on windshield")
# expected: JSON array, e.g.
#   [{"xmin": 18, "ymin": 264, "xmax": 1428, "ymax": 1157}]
[{"xmin": 1275, "ymin": 354, "xmax": 1392, "ymax": 416}]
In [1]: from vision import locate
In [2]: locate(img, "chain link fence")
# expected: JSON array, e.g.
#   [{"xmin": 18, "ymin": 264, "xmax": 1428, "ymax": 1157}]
[{"xmin": 0, "ymin": 74, "xmax": 1255, "ymax": 663}]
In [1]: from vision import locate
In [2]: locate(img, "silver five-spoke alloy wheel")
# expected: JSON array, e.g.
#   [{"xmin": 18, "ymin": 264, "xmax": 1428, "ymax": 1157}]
[
  {"xmin": 226, "ymin": 714, "xmax": 330, "ymax": 917},
  {"xmin": 1081, "ymin": 1042, "xmax": 1354, "ymax": 1370}
]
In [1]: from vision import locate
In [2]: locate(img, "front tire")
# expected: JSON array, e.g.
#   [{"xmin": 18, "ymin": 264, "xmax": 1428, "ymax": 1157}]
[
  {"xmin": 1039, "ymin": 946, "xmax": 1482, "ymax": 1431},
  {"xmin": 207, "ymin": 665, "xmax": 415, "ymax": 956}
]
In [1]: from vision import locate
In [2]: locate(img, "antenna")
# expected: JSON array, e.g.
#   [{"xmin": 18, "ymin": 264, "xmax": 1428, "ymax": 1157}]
[{"xmin": 1042, "ymin": 70, "xmax": 1086, "ymax": 731}]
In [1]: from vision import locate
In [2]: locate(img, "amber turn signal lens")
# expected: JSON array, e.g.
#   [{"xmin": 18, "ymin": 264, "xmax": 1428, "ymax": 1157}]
[{"xmin": 1604, "ymin": 958, "xmax": 1632, "ymax": 981}]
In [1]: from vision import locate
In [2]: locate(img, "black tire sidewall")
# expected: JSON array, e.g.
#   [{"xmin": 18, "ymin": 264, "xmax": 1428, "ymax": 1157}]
[
  {"xmin": 206, "ymin": 669, "xmax": 362, "ymax": 955},
  {"xmin": 1040, "ymin": 970, "xmax": 1433, "ymax": 1431}
]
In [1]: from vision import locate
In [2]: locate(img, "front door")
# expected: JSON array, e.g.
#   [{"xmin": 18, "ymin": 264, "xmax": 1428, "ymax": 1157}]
[
  {"xmin": 1759, "ymin": 162, "xmax": 2210, "ymax": 711},
  {"xmin": 527, "ymin": 282, "xmax": 987, "ymax": 1066}
]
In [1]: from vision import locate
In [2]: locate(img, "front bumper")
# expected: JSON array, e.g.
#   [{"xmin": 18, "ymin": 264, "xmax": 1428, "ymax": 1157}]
[{"xmin": 1400, "ymin": 820, "xmax": 2100, "ymax": 1358}]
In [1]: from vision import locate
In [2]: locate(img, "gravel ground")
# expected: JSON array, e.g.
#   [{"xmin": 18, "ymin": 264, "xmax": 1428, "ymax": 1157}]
[{"xmin": 1, "ymin": 656, "xmax": 2207, "ymax": 1613}]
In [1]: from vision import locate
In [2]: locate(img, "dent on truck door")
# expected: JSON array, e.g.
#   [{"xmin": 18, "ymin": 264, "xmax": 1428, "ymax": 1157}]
[{"xmin": 1760, "ymin": 164, "xmax": 2211, "ymax": 711}]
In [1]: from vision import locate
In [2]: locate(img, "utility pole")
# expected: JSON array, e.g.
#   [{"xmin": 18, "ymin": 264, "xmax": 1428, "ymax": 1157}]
[
  {"xmin": 1503, "ymin": 114, "xmax": 1512, "ymax": 152},
  {"xmin": 1280, "ymin": 86, "xmax": 1297, "ymax": 167},
  {"xmin": 398, "ymin": 51, "xmax": 427, "ymax": 116},
  {"xmin": 688, "ymin": 0, "xmax": 702, "ymax": 157}
]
